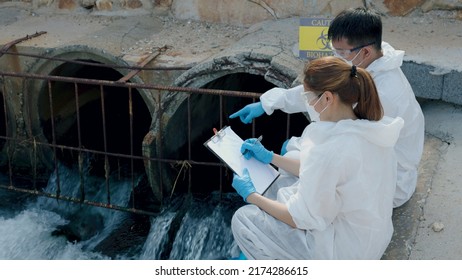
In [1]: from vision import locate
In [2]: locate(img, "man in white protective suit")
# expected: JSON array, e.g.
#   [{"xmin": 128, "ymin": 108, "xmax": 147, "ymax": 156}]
[
  {"xmin": 231, "ymin": 56, "xmax": 404, "ymax": 259},
  {"xmin": 230, "ymin": 7, "xmax": 425, "ymax": 208}
]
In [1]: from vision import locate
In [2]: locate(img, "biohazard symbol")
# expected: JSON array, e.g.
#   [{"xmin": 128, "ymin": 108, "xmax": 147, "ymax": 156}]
[{"xmin": 316, "ymin": 29, "xmax": 331, "ymax": 50}]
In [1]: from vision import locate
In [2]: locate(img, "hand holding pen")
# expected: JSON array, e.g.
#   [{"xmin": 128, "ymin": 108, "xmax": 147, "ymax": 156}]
[
  {"xmin": 242, "ymin": 135, "xmax": 263, "ymax": 157},
  {"xmin": 240, "ymin": 135, "xmax": 273, "ymax": 164}
]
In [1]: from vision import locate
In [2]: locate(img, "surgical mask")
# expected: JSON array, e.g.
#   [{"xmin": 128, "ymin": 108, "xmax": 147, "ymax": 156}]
[
  {"xmin": 306, "ymin": 103, "xmax": 320, "ymax": 122},
  {"xmin": 306, "ymin": 93, "xmax": 328, "ymax": 122},
  {"xmin": 336, "ymin": 48, "xmax": 365, "ymax": 67}
]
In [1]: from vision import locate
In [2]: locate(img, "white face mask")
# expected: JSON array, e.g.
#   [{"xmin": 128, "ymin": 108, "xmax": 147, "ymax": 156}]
[
  {"xmin": 336, "ymin": 48, "xmax": 365, "ymax": 67},
  {"xmin": 305, "ymin": 93, "xmax": 328, "ymax": 122},
  {"xmin": 306, "ymin": 103, "xmax": 320, "ymax": 122}
]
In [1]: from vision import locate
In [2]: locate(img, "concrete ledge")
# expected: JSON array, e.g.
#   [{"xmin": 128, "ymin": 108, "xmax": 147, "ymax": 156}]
[
  {"xmin": 382, "ymin": 134, "xmax": 446, "ymax": 259},
  {"xmin": 402, "ymin": 62, "xmax": 462, "ymax": 106},
  {"xmin": 402, "ymin": 62, "xmax": 443, "ymax": 100},
  {"xmin": 443, "ymin": 71, "xmax": 462, "ymax": 105}
]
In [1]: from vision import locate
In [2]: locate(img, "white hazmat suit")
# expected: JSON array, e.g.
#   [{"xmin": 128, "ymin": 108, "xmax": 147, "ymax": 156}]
[
  {"xmin": 259, "ymin": 42, "xmax": 424, "ymax": 207},
  {"xmin": 232, "ymin": 116, "xmax": 404, "ymax": 259}
]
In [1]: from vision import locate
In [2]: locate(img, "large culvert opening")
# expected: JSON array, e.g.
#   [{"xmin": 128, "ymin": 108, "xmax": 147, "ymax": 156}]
[
  {"xmin": 38, "ymin": 60, "xmax": 151, "ymax": 177},
  {"xmin": 163, "ymin": 72, "xmax": 309, "ymax": 197}
]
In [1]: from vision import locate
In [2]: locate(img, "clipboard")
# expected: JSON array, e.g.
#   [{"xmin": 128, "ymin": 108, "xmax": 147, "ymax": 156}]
[{"xmin": 204, "ymin": 126, "xmax": 279, "ymax": 195}]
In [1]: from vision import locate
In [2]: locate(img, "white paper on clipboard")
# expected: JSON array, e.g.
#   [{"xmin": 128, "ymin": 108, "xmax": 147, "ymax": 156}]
[{"xmin": 204, "ymin": 126, "xmax": 279, "ymax": 195}]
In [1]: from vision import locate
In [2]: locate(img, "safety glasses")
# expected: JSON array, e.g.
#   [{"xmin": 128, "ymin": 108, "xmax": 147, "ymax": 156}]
[
  {"xmin": 329, "ymin": 41, "xmax": 375, "ymax": 58},
  {"xmin": 302, "ymin": 91, "xmax": 323, "ymax": 104}
]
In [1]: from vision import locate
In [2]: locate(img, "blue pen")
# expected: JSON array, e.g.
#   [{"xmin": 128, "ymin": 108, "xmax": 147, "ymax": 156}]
[{"xmin": 242, "ymin": 135, "xmax": 263, "ymax": 157}]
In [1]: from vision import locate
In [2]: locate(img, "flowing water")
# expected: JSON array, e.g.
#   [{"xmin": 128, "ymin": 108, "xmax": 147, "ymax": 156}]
[{"xmin": 0, "ymin": 162, "xmax": 243, "ymax": 260}]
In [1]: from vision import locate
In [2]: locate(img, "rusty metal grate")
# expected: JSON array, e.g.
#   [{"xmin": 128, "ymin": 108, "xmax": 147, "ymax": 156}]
[
  {"xmin": 0, "ymin": 71, "xmax": 266, "ymax": 216},
  {"xmin": 0, "ymin": 64, "xmax": 274, "ymax": 219},
  {"xmin": 0, "ymin": 33, "xmax": 298, "ymax": 217}
]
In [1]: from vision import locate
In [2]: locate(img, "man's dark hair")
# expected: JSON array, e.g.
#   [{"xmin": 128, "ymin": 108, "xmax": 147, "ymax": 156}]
[{"xmin": 328, "ymin": 7, "xmax": 382, "ymax": 50}]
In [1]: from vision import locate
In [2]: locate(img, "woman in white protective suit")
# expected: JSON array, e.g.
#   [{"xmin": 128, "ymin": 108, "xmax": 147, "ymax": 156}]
[
  {"xmin": 230, "ymin": 7, "xmax": 425, "ymax": 208},
  {"xmin": 231, "ymin": 56, "xmax": 404, "ymax": 260}
]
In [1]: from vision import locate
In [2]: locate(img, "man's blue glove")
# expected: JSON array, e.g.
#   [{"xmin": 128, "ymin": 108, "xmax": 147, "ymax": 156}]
[
  {"xmin": 280, "ymin": 139, "xmax": 289, "ymax": 156},
  {"xmin": 241, "ymin": 138, "xmax": 273, "ymax": 164},
  {"xmin": 232, "ymin": 168, "xmax": 256, "ymax": 202},
  {"xmin": 229, "ymin": 102, "xmax": 265, "ymax": 124}
]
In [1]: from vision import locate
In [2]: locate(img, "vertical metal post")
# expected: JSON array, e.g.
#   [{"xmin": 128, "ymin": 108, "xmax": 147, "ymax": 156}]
[
  {"xmin": 156, "ymin": 90, "xmax": 163, "ymax": 207},
  {"xmin": 1, "ymin": 76, "xmax": 13, "ymax": 187},
  {"xmin": 23, "ymin": 78, "xmax": 37, "ymax": 190},
  {"xmin": 251, "ymin": 97, "xmax": 258, "ymax": 137},
  {"xmin": 218, "ymin": 94, "xmax": 224, "ymax": 197},
  {"xmin": 187, "ymin": 93, "xmax": 192, "ymax": 194},
  {"xmin": 100, "ymin": 85, "xmax": 110, "ymax": 204},
  {"xmin": 48, "ymin": 80, "xmax": 60, "ymax": 198},
  {"xmin": 74, "ymin": 82, "xmax": 85, "ymax": 202},
  {"xmin": 128, "ymin": 86, "xmax": 135, "ymax": 209}
]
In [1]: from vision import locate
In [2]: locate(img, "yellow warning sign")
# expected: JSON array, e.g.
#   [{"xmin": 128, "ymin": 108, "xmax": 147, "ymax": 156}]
[{"xmin": 299, "ymin": 17, "xmax": 333, "ymax": 59}]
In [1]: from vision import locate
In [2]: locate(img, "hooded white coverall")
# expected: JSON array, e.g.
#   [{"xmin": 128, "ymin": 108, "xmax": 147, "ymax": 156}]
[
  {"xmin": 259, "ymin": 42, "xmax": 425, "ymax": 208},
  {"xmin": 231, "ymin": 116, "xmax": 404, "ymax": 259}
]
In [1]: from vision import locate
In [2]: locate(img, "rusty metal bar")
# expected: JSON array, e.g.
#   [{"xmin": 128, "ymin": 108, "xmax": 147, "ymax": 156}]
[
  {"xmin": 0, "ymin": 133, "xmax": 225, "ymax": 168},
  {"xmin": 99, "ymin": 85, "xmax": 111, "ymax": 204},
  {"xmin": 0, "ymin": 31, "xmax": 47, "ymax": 58},
  {"xmin": 0, "ymin": 71, "xmax": 261, "ymax": 99},
  {"xmin": 23, "ymin": 77, "xmax": 36, "ymax": 191},
  {"xmin": 186, "ymin": 94, "xmax": 191, "ymax": 195},
  {"xmin": 219, "ymin": 95, "xmax": 224, "ymax": 197},
  {"xmin": 74, "ymin": 82, "xmax": 86, "ymax": 202},
  {"xmin": 0, "ymin": 69, "xmax": 283, "ymax": 217},
  {"xmin": 32, "ymin": 138, "xmax": 37, "ymax": 191},
  {"xmin": 117, "ymin": 46, "xmax": 168, "ymax": 83},
  {"xmin": 0, "ymin": 49, "xmax": 191, "ymax": 71},
  {"xmin": 0, "ymin": 132, "xmax": 225, "ymax": 176},
  {"xmin": 0, "ymin": 184, "xmax": 158, "ymax": 216},
  {"xmin": 156, "ymin": 90, "xmax": 164, "ymax": 206},
  {"xmin": 74, "ymin": 83, "xmax": 83, "ymax": 149},
  {"xmin": 128, "ymin": 86, "xmax": 135, "ymax": 209},
  {"xmin": 251, "ymin": 97, "xmax": 257, "ymax": 137},
  {"xmin": 1, "ymin": 75, "xmax": 13, "ymax": 187},
  {"xmin": 48, "ymin": 80, "xmax": 61, "ymax": 199}
]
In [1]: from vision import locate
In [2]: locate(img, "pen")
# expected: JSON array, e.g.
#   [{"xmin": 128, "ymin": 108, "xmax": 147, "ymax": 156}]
[{"xmin": 242, "ymin": 135, "xmax": 263, "ymax": 157}]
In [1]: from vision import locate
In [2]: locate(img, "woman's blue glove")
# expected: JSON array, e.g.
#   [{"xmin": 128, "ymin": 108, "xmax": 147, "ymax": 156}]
[
  {"xmin": 232, "ymin": 168, "xmax": 256, "ymax": 202},
  {"xmin": 241, "ymin": 138, "xmax": 273, "ymax": 164},
  {"xmin": 229, "ymin": 102, "xmax": 265, "ymax": 124},
  {"xmin": 280, "ymin": 139, "xmax": 290, "ymax": 155}
]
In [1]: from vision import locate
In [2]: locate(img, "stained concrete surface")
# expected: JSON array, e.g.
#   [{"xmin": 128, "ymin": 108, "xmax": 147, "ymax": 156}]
[
  {"xmin": 1, "ymin": 3, "xmax": 462, "ymax": 260},
  {"xmin": 382, "ymin": 99, "xmax": 461, "ymax": 260},
  {"xmin": 408, "ymin": 100, "xmax": 462, "ymax": 260}
]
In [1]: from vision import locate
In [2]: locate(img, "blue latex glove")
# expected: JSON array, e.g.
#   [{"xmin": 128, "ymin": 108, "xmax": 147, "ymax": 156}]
[
  {"xmin": 229, "ymin": 102, "xmax": 265, "ymax": 124},
  {"xmin": 241, "ymin": 138, "xmax": 273, "ymax": 164},
  {"xmin": 280, "ymin": 139, "xmax": 289, "ymax": 156},
  {"xmin": 232, "ymin": 168, "xmax": 256, "ymax": 202}
]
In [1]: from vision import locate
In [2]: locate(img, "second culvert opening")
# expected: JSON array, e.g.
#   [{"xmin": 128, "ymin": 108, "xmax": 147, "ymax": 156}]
[
  {"xmin": 163, "ymin": 72, "xmax": 309, "ymax": 196},
  {"xmin": 39, "ymin": 60, "xmax": 152, "ymax": 177}
]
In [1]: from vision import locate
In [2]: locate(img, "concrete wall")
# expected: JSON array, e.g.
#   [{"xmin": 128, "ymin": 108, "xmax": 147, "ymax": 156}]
[
  {"xmin": 402, "ymin": 62, "xmax": 462, "ymax": 105},
  {"xmin": 6, "ymin": 0, "xmax": 461, "ymax": 25}
]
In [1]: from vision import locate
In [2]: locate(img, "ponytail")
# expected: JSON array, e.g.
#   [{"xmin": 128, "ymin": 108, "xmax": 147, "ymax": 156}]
[
  {"xmin": 353, "ymin": 67, "xmax": 383, "ymax": 121},
  {"xmin": 353, "ymin": 66, "xmax": 383, "ymax": 121}
]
